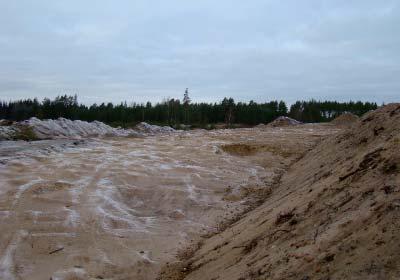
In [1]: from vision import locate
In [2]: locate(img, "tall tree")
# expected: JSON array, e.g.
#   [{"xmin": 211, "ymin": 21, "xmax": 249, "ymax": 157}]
[
  {"xmin": 183, "ymin": 88, "xmax": 191, "ymax": 124},
  {"xmin": 222, "ymin": 97, "xmax": 235, "ymax": 126},
  {"xmin": 278, "ymin": 101, "xmax": 288, "ymax": 116}
]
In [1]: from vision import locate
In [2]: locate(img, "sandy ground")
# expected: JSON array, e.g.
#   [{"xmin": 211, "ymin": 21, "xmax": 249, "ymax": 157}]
[
  {"xmin": 0, "ymin": 125, "xmax": 338, "ymax": 280},
  {"xmin": 159, "ymin": 104, "xmax": 400, "ymax": 280}
]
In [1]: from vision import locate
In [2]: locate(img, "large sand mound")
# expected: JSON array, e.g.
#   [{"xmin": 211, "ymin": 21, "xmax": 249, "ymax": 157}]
[
  {"xmin": 159, "ymin": 103, "xmax": 400, "ymax": 280},
  {"xmin": 331, "ymin": 112, "xmax": 360, "ymax": 126}
]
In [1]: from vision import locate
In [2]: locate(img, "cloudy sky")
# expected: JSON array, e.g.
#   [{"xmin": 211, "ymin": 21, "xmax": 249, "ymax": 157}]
[{"xmin": 0, "ymin": 1, "xmax": 399, "ymax": 105}]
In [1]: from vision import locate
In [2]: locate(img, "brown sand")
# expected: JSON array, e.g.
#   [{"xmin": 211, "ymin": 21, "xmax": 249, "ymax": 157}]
[
  {"xmin": 0, "ymin": 124, "xmax": 336, "ymax": 279},
  {"xmin": 159, "ymin": 104, "xmax": 400, "ymax": 280},
  {"xmin": 331, "ymin": 112, "xmax": 360, "ymax": 126}
]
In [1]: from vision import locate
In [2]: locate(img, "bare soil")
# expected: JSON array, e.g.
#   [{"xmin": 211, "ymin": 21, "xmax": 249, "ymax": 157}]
[
  {"xmin": 331, "ymin": 112, "xmax": 360, "ymax": 126},
  {"xmin": 159, "ymin": 104, "xmax": 400, "ymax": 280},
  {"xmin": 0, "ymin": 124, "xmax": 336, "ymax": 279}
]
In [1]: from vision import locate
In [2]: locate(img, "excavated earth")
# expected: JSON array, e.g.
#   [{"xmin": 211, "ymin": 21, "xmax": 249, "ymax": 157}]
[
  {"xmin": 0, "ymin": 122, "xmax": 337, "ymax": 280},
  {"xmin": 159, "ymin": 104, "xmax": 400, "ymax": 280}
]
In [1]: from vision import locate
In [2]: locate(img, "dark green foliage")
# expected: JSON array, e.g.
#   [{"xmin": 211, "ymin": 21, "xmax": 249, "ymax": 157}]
[
  {"xmin": 0, "ymin": 95, "xmax": 378, "ymax": 126},
  {"xmin": 288, "ymin": 100, "xmax": 378, "ymax": 123}
]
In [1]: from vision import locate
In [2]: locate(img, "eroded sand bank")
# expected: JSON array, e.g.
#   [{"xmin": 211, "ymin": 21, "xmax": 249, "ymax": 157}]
[{"xmin": 0, "ymin": 125, "xmax": 337, "ymax": 280}]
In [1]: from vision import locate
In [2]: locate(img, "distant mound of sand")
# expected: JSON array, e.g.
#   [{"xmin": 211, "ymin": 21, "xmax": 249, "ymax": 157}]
[
  {"xmin": 268, "ymin": 116, "xmax": 302, "ymax": 127},
  {"xmin": 134, "ymin": 122, "xmax": 175, "ymax": 134},
  {"xmin": 331, "ymin": 112, "xmax": 359, "ymax": 126},
  {"xmin": 20, "ymin": 117, "xmax": 142, "ymax": 139},
  {"xmin": 159, "ymin": 104, "xmax": 400, "ymax": 280},
  {"xmin": 0, "ymin": 118, "xmax": 175, "ymax": 140}
]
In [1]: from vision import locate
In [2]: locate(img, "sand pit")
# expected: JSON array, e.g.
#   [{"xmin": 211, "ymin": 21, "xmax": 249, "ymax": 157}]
[
  {"xmin": 0, "ymin": 123, "xmax": 337, "ymax": 280},
  {"xmin": 159, "ymin": 104, "xmax": 400, "ymax": 280}
]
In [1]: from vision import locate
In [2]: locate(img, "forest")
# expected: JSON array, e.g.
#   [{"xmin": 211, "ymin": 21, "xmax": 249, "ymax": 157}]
[{"xmin": 0, "ymin": 95, "xmax": 378, "ymax": 128}]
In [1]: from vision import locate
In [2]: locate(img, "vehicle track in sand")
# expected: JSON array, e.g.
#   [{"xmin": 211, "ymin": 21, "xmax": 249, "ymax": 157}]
[{"xmin": 0, "ymin": 125, "xmax": 337, "ymax": 279}]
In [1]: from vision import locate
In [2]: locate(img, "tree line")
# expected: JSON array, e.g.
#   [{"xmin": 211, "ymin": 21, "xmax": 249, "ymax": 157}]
[
  {"xmin": 0, "ymin": 94, "xmax": 377, "ymax": 128},
  {"xmin": 288, "ymin": 100, "xmax": 378, "ymax": 123}
]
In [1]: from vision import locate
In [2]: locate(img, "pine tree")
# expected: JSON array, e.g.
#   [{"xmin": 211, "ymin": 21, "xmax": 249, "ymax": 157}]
[
  {"xmin": 278, "ymin": 101, "xmax": 288, "ymax": 116},
  {"xmin": 183, "ymin": 88, "xmax": 191, "ymax": 124}
]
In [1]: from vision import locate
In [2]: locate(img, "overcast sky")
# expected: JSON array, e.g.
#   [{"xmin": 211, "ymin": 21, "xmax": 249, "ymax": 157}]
[{"xmin": 0, "ymin": 1, "xmax": 399, "ymax": 105}]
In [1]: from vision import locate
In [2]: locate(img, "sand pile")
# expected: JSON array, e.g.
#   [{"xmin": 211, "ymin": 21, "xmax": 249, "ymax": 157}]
[
  {"xmin": 20, "ymin": 117, "xmax": 136, "ymax": 139},
  {"xmin": 0, "ymin": 125, "xmax": 18, "ymax": 140},
  {"xmin": 159, "ymin": 104, "xmax": 400, "ymax": 280},
  {"xmin": 0, "ymin": 118, "xmax": 176, "ymax": 140},
  {"xmin": 268, "ymin": 116, "xmax": 302, "ymax": 127},
  {"xmin": 331, "ymin": 112, "xmax": 360, "ymax": 126},
  {"xmin": 134, "ymin": 122, "xmax": 175, "ymax": 134}
]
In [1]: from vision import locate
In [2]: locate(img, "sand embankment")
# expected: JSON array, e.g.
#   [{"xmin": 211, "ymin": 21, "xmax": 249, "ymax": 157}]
[{"xmin": 159, "ymin": 104, "xmax": 400, "ymax": 280}]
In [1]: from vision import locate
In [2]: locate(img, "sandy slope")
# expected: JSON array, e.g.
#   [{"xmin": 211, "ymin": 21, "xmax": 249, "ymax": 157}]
[
  {"xmin": 0, "ymin": 125, "xmax": 335, "ymax": 280},
  {"xmin": 159, "ymin": 104, "xmax": 400, "ymax": 280}
]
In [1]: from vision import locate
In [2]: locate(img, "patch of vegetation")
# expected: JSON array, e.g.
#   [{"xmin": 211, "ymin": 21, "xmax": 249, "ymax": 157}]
[{"xmin": 12, "ymin": 125, "xmax": 38, "ymax": 141}]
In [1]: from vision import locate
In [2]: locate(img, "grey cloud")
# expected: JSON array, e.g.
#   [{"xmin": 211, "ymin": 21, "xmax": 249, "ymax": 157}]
[{"xmin": 0, "ymin": 0, "xmax": 399, "ymax": 104}]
